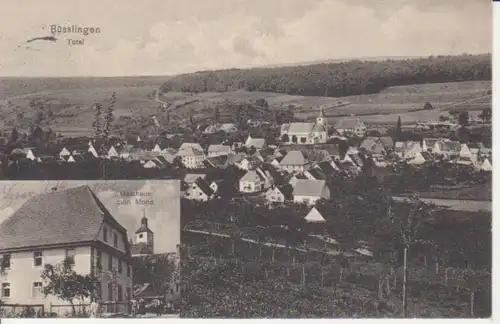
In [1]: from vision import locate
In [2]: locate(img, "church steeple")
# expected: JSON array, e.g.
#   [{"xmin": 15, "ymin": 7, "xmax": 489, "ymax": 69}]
[
  {"xmin": 135, "ymin": 209, "xmax": 154, "ymax": 254},
  {"xmin": 316, "ymin": 106, "xmax": 325, "ymax": 126}
]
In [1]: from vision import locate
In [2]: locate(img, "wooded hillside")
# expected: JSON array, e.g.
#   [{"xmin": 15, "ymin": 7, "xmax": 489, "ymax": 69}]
[{"xmin": 160, "ymin": 54, "xmax": 491, "ymax": 98}]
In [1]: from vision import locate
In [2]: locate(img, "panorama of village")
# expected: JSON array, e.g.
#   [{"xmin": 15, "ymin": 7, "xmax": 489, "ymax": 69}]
[{"xmin": 0, "ymin": 52, "xmax": 493, "ymax": 318}]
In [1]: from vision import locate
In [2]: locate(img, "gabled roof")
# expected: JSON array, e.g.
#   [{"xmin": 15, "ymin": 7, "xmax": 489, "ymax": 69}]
[
  {"xmin": 317, "ymin": 161, "xmax": 337, "ymax": 175},
  {"xmin": 269, "ymin": 184, "xmax": 294, "ymax": 200},
  {"xmin": 304, "ymin": 207, "xmax": 327, "ymax": 223},
  {"xmin": 292, "ymin": 179, "xmax": 327, "ymax": 197},
  {"xmin": 334, "ymin": 119, "xmax": 366, "ymax": 129},
  {"xmin": 240, "ymin": 169, "xmax": 265, "ymax": 182},
  {"xmin": 280, "ymin": 150, "xmax": 308, "ymax": 166},
  {"xmin": 226, "ymin": 152, "xmax": 247, "ymax": 165},
  {"xmin": 0, "ymin": 186, "xmax": 126, "ymax": 251},
  {"xmin": 283, "ymin": 122, "xmax": 315, "ymax": 134},
  {"xmin": 245, "ymin": 137, "xmax": 266, "ymax": 149},
  {"xmin": 208, "ymin": 144, "xmax": 232, "ymax": 154},
  {"xmin": 204, "ymin": 155, "xmax": 229, "ymax": 168},
  {"xmin": 302, "ymin": 149, "xmax": 331, "ymax": 163},
  {"xmin": 194, "ymin": 178, "xmax": 215, "ymax": 197},
  {"xmin": 306, "ymin": 168, "xmax": 327, "ymax": 180},
  {"xmin": 184, "ymin": 173, "xmax": 206, "ymax": 183},
  {"xmin": 348, "ymin": 154, "xmax": 364, "ymax": 167},
  {"xmin": 177, "ymin": 143, "xmax": 205, "ymax": 156}
]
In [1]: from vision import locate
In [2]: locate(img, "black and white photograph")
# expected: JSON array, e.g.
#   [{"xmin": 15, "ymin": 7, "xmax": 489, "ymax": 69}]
[
  {"xmin": 0, "ymin": 0, "xmax": 494, "ymax": 319},
  {"xmin": 0, "ymin": 180, "xmax": 181, "ymax": 318}
]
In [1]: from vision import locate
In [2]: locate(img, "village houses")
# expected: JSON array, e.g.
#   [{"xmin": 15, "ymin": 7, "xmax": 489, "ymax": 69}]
[{"xmin": 334, "ymin": 119, "xmax": 367, "ymax": 137}]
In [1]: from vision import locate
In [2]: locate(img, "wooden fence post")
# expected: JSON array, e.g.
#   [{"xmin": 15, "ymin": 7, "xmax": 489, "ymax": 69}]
[{"xmin": 402, "ymin": 247, "xmax": 408, "ymax": 318}]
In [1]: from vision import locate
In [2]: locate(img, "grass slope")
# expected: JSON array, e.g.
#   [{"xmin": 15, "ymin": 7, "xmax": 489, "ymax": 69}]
[{"xmin": 0, "ymin": 78, "xmax": 491, "ymax": 135}]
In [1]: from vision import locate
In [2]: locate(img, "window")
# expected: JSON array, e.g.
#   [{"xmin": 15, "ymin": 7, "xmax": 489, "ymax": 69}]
[
  {"xmin": 32, "ymin": 282, "xmax": 43, "ymax": 298},
  {"xmin": 96, "ymin": 282, "xmax": 102, "ymax": 299},
  {"xmin": 103, "ymin": 228, "xmax": 108, "ymax": 242},
  {"xmin": 117, "ymin": 285, "xmax": 123, "ymax": 301},
  {"xmin": 139, "ymin": 234, "xmax": 143, "ymax": 239},
  {"xmin": 33, "ymin": 252, "xmax": 43, "ymax": 267},
  {"xmin": 96, "ymin": 250, "xmax": 102, "ymax": 271},
  {"xmin": 126, "ymin": 287, "xmax": 132, "ymax": 300},
  {"xmin": 1, "ymin": 254, "xmax": 11, "ymax": 269},
  {"xmin": 127, "ymin": 265, "xmax": 131, "ymax": 278},
  {"xmin": 65, "ymin": 249, "xmax": 76, "ymax": 265},
  {"xmin": 1, "ymin": 283, "xmax": 10, "ymax": 298},
  {"xmin": 118, "ymin": 259, "xmax": 122, "ymax": 274},
  {"xmin": 107, "ymin": 283, "xmax": 113, "ymax": 301},
  {"xmin": 108, "ymin": 255, "xmax": 113, "ymax": 271},
  {"xmin": 113, "ymin": 233, "xmax": 118, "ymax": 247}
]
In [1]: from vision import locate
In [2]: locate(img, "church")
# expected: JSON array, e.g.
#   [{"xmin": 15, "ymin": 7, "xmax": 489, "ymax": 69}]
[
  {"xmin": 280, "ymin": 108, "xmax": 328, "ymax": 145},
  {"xmin": 130, "ymin": 213, "xmax": 154, "ymax": 256}
]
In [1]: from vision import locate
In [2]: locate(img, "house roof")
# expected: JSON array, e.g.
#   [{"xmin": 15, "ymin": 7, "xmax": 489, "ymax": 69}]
[
  {"xmin": 302, "ymin": 149, "xmax": 331, "ymax": 163},
  {"xmin": 226, "ymin": 152, "xmax": 247, "ymax": 165},
  {"xmin": 306, "ymin": 168, "xmax": 327, "ymax": 180},
  {"xmin": 195, "ymin": 178, "xmax": 215, "ymax": 197},
  {"xmin": 292, "ymin": 179, "xmax": 326, "ymax": 197},
  {"xmin": 184, "ymin": 173, "xmax": 206, "ymax": 183},
  {"xmin": 317, "ymin": 161, "xmax": 337, "ymax": 175},
  {"xmin": 304, "ymin": 207, "xmax": 327, "ymax": 223},
  {"xmin": 204, "ymin": 155, "xmax": 229, "ymax": 168},
  {"xmin": 334, "ymin": 119, "xmax": 366, "ymax": 129},
  {"xmin": 270, "ymin": 184, "xmax": 294, "ymax": 200},
  {"xmin": 280, "ymin": 150, "xmax": 308, "ymax": 166},
  {"xmin": 245, "ymin": 137, "xmax": 266, "ymax": 149},
  {"xmin": 240, "ymin": 169, "xmax": 265, "ymax": 182},
  {"xmin": 283, "ymin": 122, "xmax": 315, "ymax": 134},
  {"xmin": 208, "ymin": 144, "xmax": 232, "ymax": 154},
  {"xmin": 177, "ymin": 143, "xmax": 204, "ymax": 156},
  {"xmin": 438, "ymin": 140, "xmax": 461, "ymax": 153},
  {"xmin": 0, "ymin": 186, "xmax": 126, "ymax": 251},
  {"xmin": 219, "ymin": 123, "xmax": 238, "ymax": 133}
]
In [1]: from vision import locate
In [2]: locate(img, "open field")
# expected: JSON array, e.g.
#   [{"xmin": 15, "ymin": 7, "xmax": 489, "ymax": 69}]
[
  {"xmin": 391, "ymin": 197, "xmax": 491, "ymax": 212},
  {"xmin": 0, "ymin": 78, "xmax": 491, "ymax": 133}
]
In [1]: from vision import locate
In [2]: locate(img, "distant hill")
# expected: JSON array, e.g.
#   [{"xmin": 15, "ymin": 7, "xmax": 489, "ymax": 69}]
[{"xmin": 160, "ymin": 54, "xmax": 492, "ymax": 98}]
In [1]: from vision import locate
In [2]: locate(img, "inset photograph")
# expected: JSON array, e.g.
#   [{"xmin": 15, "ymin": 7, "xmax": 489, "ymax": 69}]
[{"xmin": 0, "ymin": 180, "xmax": 180, "ymax": 318}]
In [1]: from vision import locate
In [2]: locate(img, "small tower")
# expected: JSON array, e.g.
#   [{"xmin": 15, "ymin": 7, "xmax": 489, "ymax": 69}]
[
  {"xmin": 135, "ymin": 210, "xmax": 154, "ymax": 254},
  {"xmin": 316, "ymin": 106, "xmax": 326, "ymax": 126}
]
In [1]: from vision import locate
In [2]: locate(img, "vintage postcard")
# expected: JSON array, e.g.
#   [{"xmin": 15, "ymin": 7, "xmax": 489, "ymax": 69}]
[
  {"xmin": 0, "ymin": 0, "xmax": 493, "ymax": 320},
  {"xmin": 0, "ymin": 180, "xmax": 180, "ymax": 318}
]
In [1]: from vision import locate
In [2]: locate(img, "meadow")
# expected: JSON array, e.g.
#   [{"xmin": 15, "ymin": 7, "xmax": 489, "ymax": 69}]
[{"xmin": 0, "ymin": 77, "xmax": 491, "ymax": 135}]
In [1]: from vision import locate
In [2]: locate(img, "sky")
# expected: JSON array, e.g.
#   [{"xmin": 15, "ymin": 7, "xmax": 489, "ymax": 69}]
[
  {"xmin": 0, "ymin": 180, "xmax": 181, "ymax": 253},
  {"xmin": 0, "ymin": 0, "xmax": 492, "ymax": 77}
]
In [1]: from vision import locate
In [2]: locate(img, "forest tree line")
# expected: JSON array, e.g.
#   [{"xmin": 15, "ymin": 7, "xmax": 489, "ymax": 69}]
[{"xmin": 160, "ymin": 54, "xmax": 491, "ymax": 98}]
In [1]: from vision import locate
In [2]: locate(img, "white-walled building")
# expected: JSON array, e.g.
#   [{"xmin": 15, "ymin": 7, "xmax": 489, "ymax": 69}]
[
  {"xmin": 292, "ymin": 179, "xmax": 330, "ymax": 205},
  {"xmin": 176, "ymin": 143, "xmax": 206, "ymax": 169},
  {"xmin": 0, "ymin": 186, "xmax": 133, "ymax": 313},
  {"xmin": 280, "ymin": 108, "xmax": 328, "ymax": 145}
]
